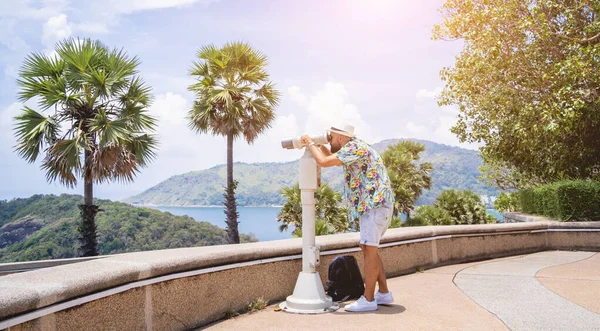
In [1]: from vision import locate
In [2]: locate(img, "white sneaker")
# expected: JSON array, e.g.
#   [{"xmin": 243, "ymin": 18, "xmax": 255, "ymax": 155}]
[
  {"xmin": 344, "ymin": 296, "xmax": 378, "ymax": 312},
  {"xmin": 375, "ymin": 291, "xmax": 394, "ymax": 305}
]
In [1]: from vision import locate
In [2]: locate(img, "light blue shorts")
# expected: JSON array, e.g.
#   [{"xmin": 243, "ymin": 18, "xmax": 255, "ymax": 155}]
[{"xmin": 359, "ymin": 207, "xmax": 393, "ymax": 247}]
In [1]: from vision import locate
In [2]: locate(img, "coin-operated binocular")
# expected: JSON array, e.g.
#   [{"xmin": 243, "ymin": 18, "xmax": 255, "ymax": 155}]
[
  {"xmin": 281, "ymin": 132, "xmax": 330, "ymax": 150},
  {"xmin": 278, "ymin": 131, "xmax": 339, "ymax": 314}
]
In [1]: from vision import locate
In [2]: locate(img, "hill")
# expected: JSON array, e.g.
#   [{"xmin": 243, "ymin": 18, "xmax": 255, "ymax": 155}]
[
  {"xmin": 0, "ymin": 194, "xmax": 257, "ymax": 263},
  {"xmin": 125, "ymin": 139, "xmax": 498, "ymax": 207}
]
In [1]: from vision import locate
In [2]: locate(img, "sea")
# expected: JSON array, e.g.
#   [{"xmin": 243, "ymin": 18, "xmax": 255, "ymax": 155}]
[
  {"xmin": 155, "ymin": 206, "xmax": 293, "ymax": 241},
  {"xmin": 154, "ymin": 206, "xmax": 504, "ymax": 242}
]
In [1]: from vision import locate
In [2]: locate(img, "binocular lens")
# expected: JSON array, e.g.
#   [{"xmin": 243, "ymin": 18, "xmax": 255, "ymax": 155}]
[{"xmin": 281, "ymin": 139, "xmax": 294, "ymax": 149}]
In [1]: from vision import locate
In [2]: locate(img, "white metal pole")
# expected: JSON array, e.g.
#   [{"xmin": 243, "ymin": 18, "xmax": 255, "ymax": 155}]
[{"xmin": 301, "ymin": 190, "xmax": 316, "ymax": 273}]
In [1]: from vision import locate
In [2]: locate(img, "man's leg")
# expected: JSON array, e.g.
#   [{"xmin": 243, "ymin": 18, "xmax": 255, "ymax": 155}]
[
  {"xmin": 377, "ymin": 255, "xmax": 389, "ymax": 293},
  {"xmin": 362, "ymin": 244, "xmax": 380, "ymax": 302}
]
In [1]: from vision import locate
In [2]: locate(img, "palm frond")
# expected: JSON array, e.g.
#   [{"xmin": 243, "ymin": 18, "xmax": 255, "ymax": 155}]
[
  {"xmin": 189, "ymin": 60, "xmax": 210, "ymax": 78},
  {"xmin": 127, "ymin": 134, "xmax": 158, "ymax": 167},
  {"xmin": 56, "ymin": 38, "xmax": 102, "ymax": 73},
  {"xmin": 13, "ymin": 107, "xmax": 59, "ymax": 162},
  {"xmin": 254, "ymin": 82, "xmax": 281, "ymax": 106},
  {"xmin": 17, "ymin": 52, "xmax": 68, "ymax": 109},
  {"xmin": 41, "ymin": 132, "xmax": 87, "ymax": 187},
  {"xmin": 188, "ymin": 101, "xmax": 213, "ymax": 134},
  {"xmin": 19, "ymin": 51, "xmax": 64, "ymax": 80},
  {"xmin": 120, "ymin": 77, "xmax": 153, "ymax": 108},
  {"xmin": 197, "ymin": 44, "xmax": 219, "ymax": 61},
  {"xmin": 89, "ymin": 110, "xmax": 131, "ymax": 146},
  {"xmin": 89, "ymin": 145, "xmax": 139, "ymax": 184},
  {"xmin": 122, "ymin": 109, "xmax": 157, "ymax": 132}
]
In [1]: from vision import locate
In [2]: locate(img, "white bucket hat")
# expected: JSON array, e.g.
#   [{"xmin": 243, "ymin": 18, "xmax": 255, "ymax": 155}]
[{"xmin": 329, "ymin": 124, "xmax": 355, "ymax": 138}]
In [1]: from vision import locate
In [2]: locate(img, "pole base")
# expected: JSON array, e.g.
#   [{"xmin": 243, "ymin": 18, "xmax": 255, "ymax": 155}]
[{"xmin": 279, "ymin": 272, "xmax": 340, "ymax": 314}]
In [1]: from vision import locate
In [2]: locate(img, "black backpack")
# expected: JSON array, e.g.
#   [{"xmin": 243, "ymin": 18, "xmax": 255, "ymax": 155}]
[{"xmin": 326, "ymin": 255, "xmax": 365, "ymax": 301}]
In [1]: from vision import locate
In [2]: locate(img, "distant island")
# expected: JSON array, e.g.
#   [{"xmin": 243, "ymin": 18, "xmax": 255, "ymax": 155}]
[
  {"xmin": 124, "ymin": 138, "xmax": 498, "ymax": 207},
  {"xmin": 0, "ymin": 194, "xmax": 257, "ymax": 263}
]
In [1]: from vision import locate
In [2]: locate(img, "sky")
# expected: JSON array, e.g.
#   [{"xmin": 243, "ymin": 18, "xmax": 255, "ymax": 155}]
[{"xmin": 0, "ymin": 0, "xmax": 468, "ymax": 201}]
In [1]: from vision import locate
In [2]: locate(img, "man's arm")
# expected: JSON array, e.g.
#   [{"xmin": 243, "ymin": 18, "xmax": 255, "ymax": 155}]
[
  {"xmin": 308, "ymin": 144, "xmax": 343, "ymax": 167},
  {"xmin": 319, "ymin": 145, "xmax": 333, "ymax": 156}
]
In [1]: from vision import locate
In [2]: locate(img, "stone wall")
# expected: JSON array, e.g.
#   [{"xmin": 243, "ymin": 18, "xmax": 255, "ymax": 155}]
[{"xmin": 1, "ymin": 214, "xmax": 599, "ymax": 331}]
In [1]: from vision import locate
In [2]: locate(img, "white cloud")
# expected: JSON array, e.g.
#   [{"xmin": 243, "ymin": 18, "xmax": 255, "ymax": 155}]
[
  {"xmin": 0, "ymin": 19, "xmax": 29, "ymax": 52},
  {"xmin": 146, "ymin": 92, "xmax": 224, "ymax": 167},
  {"xmin": 287, "ymin": 86, "xmax": 307, "ymax": 105},
  {"xmin": 233, "ymin": 113, "xmax": 301, "ymax": 163},
  {"xmin": 303, "ymin": 82, "xmax": 378, "ymax": 143},
  {"xmin": 69, "ymin": 0, "xmax": 222, "ymax": 34},
  {"xmin": 391, "ymin": 86, "xmax": 477, "ymax": 149},
  {"xmin": 406, "ymin": 121, "xmax": 427, "ymax": 134},
  {"xmin": 72, "ymin": 22, "xmax": 110, "ymax": 34},
  {"xmin": 141, "ymin": 92, "xmax": 302, "ymax": 182},
  {"xmin": 42, "ymin": 14, "xmax": 72, "ymax": 51},
  {"xmin": 145, "ymin": 73, "xmax": 196, "ymax": 95},
  {"xmin": 150, "ymin": 92, "xmax": 197, "ymax": 155},
  {"xmin": 113, "ymin": 0, "xmax": 216, "ymax": 13},
  {"xmin": 0, "ymin": 0, "xmax": 69, "ymax": 20},
  {"xmin": 416, "ymin": 87, "xmax": 443, "ymax": 100}
]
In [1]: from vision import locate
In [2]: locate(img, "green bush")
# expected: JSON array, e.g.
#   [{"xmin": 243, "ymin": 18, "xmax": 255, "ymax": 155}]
[
  {"xmin": 494, "ymin": 192, "xmax": 520, "ymax": 212},
  {"xmin": 519, "ymin": 189, "xmax": 536, "ymax": 214},
  {"xmin": 519, "ymin": 180, "xmax": 600, "ymax": 221},
  {"xmin": 538, "ymin": 183, "xmax": 560, "ymax": 218},
  {"xmin": 434, "ymin": 190, "xmax": 491, "ymax": 225},
  {"xmin": 410, "ymin": 205, "xmax": 452, "ymax": 226},
  {"xmin": 389, "ymin": 216, "xmax": 403, "ymax": 229},
  {"xmin": 555, "ymin": 181, "xmax": 600, "ymax": 221}
]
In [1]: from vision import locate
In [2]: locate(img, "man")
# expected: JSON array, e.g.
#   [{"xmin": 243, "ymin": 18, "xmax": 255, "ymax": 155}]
[{"xmin": 300, "ymin": 124, "xmax": 395, "ymax": 312}]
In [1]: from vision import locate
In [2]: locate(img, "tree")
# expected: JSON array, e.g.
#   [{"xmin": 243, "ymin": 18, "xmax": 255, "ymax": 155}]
[
  {"xmin": 434, "ymin": 190, "xmax": 495, "ymax": 225},
  {"xmin": 188, "ymin": 42, "xmax": 280, "ymax": 244},
  {"xmin": 478, "ymin": 156, "xmax": 545, "ymax": 191},
  {"xmin": 292, "ymin": 219, "xmax": 337, "ymax": 238},
  {"xmin": 277, "ymin": 183, "xmax": 348, "ymax": 237},
  {"xmin": 433, "ymin": 0, "xmax": 600, "ymax": 185},
  {"xmin": 14, "ymin": 38, "xmax": 157, "ymax": 256},
  {"xmin": 381, "ymin": 141, "xmax": 433, "ymax": 220}
]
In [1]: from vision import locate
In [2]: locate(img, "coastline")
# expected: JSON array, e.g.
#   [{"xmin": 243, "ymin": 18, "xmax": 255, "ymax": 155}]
[{"xmin": 131, "ymin": 204, "xmax": 284, "ymax": 208}]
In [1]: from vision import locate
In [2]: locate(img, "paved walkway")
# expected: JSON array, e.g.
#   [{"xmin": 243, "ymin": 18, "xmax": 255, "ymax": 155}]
[{"xmin": 201, "ymin": 251, "xmax": 600, "ymax": 331}]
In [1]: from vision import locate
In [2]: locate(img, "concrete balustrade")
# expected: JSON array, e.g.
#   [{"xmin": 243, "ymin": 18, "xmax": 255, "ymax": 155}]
[
  {"xmin": 0, "ymin": 256, "xmax": 107, "ymax": 276},
  {"xmin": 0, "ymin": 214, "xmax": 599, "ymax": 331}
]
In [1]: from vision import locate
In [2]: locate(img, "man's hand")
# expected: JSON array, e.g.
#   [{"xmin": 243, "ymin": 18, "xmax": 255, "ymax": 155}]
[
  {"xmin": 300, "ymin": 134, "xmax": 313, "ymax": 146},
  {"xmin": 300, "ymin": 133, "xmax": 342, "ymax": 168}
]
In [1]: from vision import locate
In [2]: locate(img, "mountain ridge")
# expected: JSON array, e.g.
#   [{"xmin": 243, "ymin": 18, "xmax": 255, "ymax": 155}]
[{"xmin": 124, "ymin": 138, "xmax": 498, "ymax": 207}]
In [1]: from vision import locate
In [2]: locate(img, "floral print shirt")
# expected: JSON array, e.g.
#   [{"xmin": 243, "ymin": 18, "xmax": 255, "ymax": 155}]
[{"xmin": 335, "ymin": 138, "xmax": 394, "ymax": 222}]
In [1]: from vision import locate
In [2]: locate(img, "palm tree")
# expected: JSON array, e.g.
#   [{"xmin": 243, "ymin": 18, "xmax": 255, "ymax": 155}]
[
  {"xmin": 277, "ymin": 183, "xmax": 348, "ymax": 237},
  {"xmin": 188, "ymin": 42, "xmax": 280, "ymax": 244},
  {"xmin": 14, "ymin": 38, "xmax": 158, "ymax": 256},
  {"xmin": 381, "ymin": 141, "xmax": 433, "ymax": 223}
]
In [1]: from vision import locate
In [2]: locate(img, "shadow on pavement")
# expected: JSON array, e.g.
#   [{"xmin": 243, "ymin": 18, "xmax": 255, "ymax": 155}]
[{"xmin": 333, "ymin": 303, "xmax": 406, "ymax": 315}]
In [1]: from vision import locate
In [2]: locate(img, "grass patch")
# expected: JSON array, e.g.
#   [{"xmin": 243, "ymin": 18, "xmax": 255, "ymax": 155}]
[{"xmin": 248, "ymin": 297, "xmax": 268, "ymax": 312}]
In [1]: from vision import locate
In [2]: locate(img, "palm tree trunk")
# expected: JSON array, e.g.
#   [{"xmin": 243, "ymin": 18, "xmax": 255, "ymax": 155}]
[
  {"xmin": 224, "ymin": 131, "xmax": 240, "ymax": 244},
  {"xmin": 79, "ymin": 149, "xmax": 99, "ymax": 256}
]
